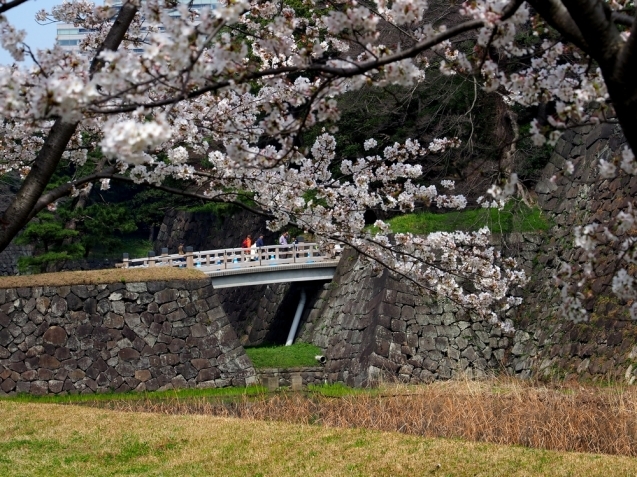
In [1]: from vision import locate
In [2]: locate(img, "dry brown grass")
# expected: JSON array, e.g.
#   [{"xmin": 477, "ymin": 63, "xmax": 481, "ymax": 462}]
[
  {"xmin": 2, "ymin": 400, "xmax": 637, "ymax": 476},
  {"xmin": 0, "ymin": 267, "xmax": 207, "ymax": 289},
  {"xmin": 90, "ymin": 378, "xmax": 637, "ymax": 457}
]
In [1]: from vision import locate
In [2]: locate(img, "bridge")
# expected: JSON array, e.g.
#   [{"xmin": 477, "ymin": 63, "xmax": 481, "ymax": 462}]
[
  {"xmin": 122, "ymin": 243, "xmax": 341, "ymax": 288},
  {"xmin": 122, "ymin": 243, "xmax": 341, "ymax": 345}
]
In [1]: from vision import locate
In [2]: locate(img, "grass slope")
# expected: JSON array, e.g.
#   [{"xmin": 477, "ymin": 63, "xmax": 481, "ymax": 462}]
[
  {"xmin": 379, "ymin": 204, "xmax": 550, "ymax": 235},
  {"xmin": 245, "ymin": 343, "xmax": 323, "ymax": 368},
  {"xmin": 1, "ymin": 401, "xmax": 636, "ymax": 476}
]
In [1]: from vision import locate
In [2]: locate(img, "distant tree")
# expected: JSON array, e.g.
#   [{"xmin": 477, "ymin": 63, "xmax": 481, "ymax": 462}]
[{"xmin": 15, "ymin": 212, "xmax": 84, "ymax": 273}]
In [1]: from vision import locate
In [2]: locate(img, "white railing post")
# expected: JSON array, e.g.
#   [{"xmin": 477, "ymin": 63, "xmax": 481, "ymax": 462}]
[{"xmin": 185, "ymin": 246, "xmax": 193, "ymax": 268}]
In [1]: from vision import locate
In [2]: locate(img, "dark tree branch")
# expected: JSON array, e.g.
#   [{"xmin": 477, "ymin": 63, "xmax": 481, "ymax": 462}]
[
  {"xmin": 560, "ymin": 0, "xmax": 621, "ymax": 67},
  {"xmin": 0, "ymin": 3, "xmax": 138, "ymax": 252},
  {"xmin": 614, "ymin": 7, "xmax": 637, "ymax": 84},
  {"xmin": 526, "ymin": 0, "xmax": 589, "ymax": 51},
  {"xmin": 28, "ymin": 168, "xmax": 273, "ymax": 222},
  {"xmin": 90, "ymin": 3, "xmax": 139, "ymax": 76},
  {"xmin": 611, "ymin": 11, "xmax": 635, "ymax": 26},
  {"xmin": 28, "ymin": 167, "xmax": 117, "ymax": 222},
  {"xmin": 0, "ymin": 0, "xmax": 30, "ymax": 14}
]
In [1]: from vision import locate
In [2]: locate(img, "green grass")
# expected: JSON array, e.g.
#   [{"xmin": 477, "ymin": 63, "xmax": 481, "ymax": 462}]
[
  {"xmin": 4, "ymin": 385, "xmax": 268, "ymax": 405},
  {"xmin": 245, "ymin": 343, "xmax": 323, "ymax": 368},
  {"xmin": 307, "ymin": 383, "xmax": 376, "ymax": 397},
  {"xmin": 2, "ymin": 401, "xmax": 637, "ymax": 476},
  {"xmin": 3, "ymin": 382, "xmax": 377, "ymax": 404},
  {"xmin": 375, "ymin": 203, "xmax": 550, "ymax": 235}
]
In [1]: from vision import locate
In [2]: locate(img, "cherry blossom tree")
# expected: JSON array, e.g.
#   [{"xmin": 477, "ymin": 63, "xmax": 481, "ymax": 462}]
[{"xmin": 0, "ymin": 0, "xmax": 636, "ymax": 325}]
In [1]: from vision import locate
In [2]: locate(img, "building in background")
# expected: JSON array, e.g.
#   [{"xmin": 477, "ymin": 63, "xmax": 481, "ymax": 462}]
[{"xmin": 56, "ymin": 0, "xmax": 217, "ymax": 53}]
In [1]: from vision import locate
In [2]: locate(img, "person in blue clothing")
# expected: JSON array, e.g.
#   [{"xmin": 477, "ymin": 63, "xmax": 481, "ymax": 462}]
[{"xmin": 253, "ymin": 234, "xmax": 265, "ymax": 261}]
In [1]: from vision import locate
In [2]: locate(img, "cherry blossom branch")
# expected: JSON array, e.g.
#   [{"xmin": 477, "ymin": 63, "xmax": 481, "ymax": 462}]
[{"xmin": 88, "ymin": 18, "xmax": 487, "ymax": 115}]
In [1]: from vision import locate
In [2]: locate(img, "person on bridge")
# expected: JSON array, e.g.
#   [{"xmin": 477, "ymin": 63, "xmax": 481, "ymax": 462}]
[
  {"xmin": 241, "ymin": 235, "xmax": 252, "ymax": 261},
  {"xmin": 255, "ymin": 234, "xmax": 265, "ymax": 261},
  {"xmin": 279, "ymin": 232, "xmax": 289, "ymax": 259}
]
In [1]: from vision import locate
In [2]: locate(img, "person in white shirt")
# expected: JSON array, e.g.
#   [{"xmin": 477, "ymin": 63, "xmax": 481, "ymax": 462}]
[{"xmin": 279, "ymin": 232, "xmax": 289, "ymax": 259}]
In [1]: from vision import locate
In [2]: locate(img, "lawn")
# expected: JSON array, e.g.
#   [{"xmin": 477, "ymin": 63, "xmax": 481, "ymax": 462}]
[
  {"xmin": 375, "ymin": 203, "xmax": 551, "ymax": 235},
  {"xmin": 244, "ymin": 343, "xmax": 323, "ymax": 368},
  {"xmin": 4, "ymin": 385, "xmax": 268, "ymax": 405},
  {"xmin": 1, "ymin": 401, "xmax": 636, "ymax": 476}
]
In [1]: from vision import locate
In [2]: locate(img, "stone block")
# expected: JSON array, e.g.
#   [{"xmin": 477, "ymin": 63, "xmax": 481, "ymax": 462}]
[
  {"xmin": 171, "ymin": 375, "xmax": 188, "ymax": 389},
  {"xmin": 190, "ymin": 324, "xmax": 208, "ymax": 338},
  {"xmin": 435, "ymin": 337, "xmax": 449, "ymax": 352},
  {"xmin": 104, "ymin": 313, "xmax": 124, "ymax": 329},
  {"xmin": 42, "ymin": 326, "xmax": 67, "ymax": 346},
  {"xmin": 39, "ymin": 355, "xmax": 61, "ymax": 369},
  {"xmin": 265, "ymin": 376, "xmax": 279, "ymax": 392},
  {"xmin": 191, "ymin": 358, "xmax": 211, "ymax": 370},
  {"xmin": 0, "ymin": 378, "xmax": 16, "ymax": 393},
  {"xmin": 154, "ymin": 289, "xmax": 179, "ymax": 305},
  {"xmin": 124, "ymin": 313, "xmax": 141, "ymax": 329},
  {"xmin": 159, "ymin": 301, "xmax": 178, "ymax": 315},
  {"xmin": 379, "ymin": 303, "xmax": 401, "ymax": 319},
  {"xmin": 461, "ymin": 346, "xmax": 478, "ymax": 362},
  {"xmin": 390, "ymin": 319, "xmax": 406, "ymax": 333},
  {"xmin": 68, "ymin": 369, "xmax": 85, "ymax": 381},
  {"xmin": 419, "ymin": 336, "xmax": 436, "ymax": 351},
  {"xmin": 291, "ymin": 374, "xmax": 303, "ymax": 391},
  {"xmin": 400, "ymin": 306, "xmax": 415, "ymax": 320},
  {"xmin": 126, "ymin": 283, "xmax": 148, "ymax": 293},
  {"xmin": 167, "ymin": 308, "xmax": 187, "ymax": 322},
  {"xmin": 197, "ymin": 368, "xmax": 221, "ymax": 382},
  {"xmin": 50, "ymin": 296, "xmax": 68, "ymax": 316}
]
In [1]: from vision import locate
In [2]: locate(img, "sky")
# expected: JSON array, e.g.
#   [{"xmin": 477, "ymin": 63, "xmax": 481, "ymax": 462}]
[{"xmin": 0, "ymin": 1, "xmax": 60, "ymax": 65}]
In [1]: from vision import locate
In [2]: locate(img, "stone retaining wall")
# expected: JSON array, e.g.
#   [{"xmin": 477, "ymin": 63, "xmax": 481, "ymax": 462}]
[
  {"xmin": 511, "ymin": 123, "xmax": 637, "ymax": 383},
  {"xmin": 295, "ymin": 124, "xmax": 637, "ymax": 386},
  {"xmin": 256, "ymin": 366, "xmax": 327, "ymax": 387},
  {"xmin": 0, "ymin": 244, "xmax": 33, "ymax": 276},
  {"xmin": 0, "ymin": 279, "xmax": 256, "ymax": 396},
  {"xmin": 216, "ymin": 283, "xmax": 291, "ymax": 345},
  {"xmin": 297, "ymin": 244, "xmax": 540, "ymax": 387}
]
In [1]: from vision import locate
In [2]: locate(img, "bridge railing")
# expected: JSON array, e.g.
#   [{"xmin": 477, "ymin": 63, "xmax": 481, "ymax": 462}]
[{"xmin": 121, "ymin": 243, "xmax": 341, "ymax": 270}]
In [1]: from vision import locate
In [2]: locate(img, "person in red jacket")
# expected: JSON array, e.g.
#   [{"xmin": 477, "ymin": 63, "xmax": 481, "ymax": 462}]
[{"xmin": 241, "ymin": 234, "xmax": 252, "ymax": 261}]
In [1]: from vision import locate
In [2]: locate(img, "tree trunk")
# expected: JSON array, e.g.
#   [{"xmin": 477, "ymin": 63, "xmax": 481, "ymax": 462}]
[{"xmin": 0, "ymin": 3, "xmax": 138, "ymax": 254}]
